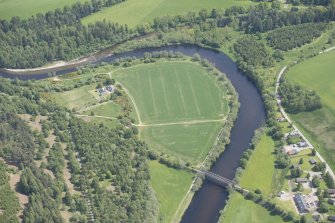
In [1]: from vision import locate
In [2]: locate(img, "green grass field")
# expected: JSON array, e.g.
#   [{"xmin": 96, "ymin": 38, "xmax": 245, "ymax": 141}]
[
  {"xmin": 286, "ymin": 49, "xmax": 335, "ymax": 170},
  {"xmin": 82, "ymin": 0, "xmax": 253, "ymax": 28},
  {"xmin": 239, "ymin": 134, "xmax": 276, "ymax": 197},
  {"xmin": 220, "ymin": 192, "xmax": 284, "ymax": 223},
  {"xmin": 114, "ymin": 61, "xmax": 228, "ymax": 163},
  {"xmin": 149, "ymin": 161, "xmax": 193, "ymax": 223},
  {"xmin": 54, "ymin": 84, "xmax": 98, "ymax": 110},
  {"xmin": 82, "ymin": 102, "xmax": 121, "ymax": 117},
  {"xmin": 141, "ymin": 122, "xmax": 222, "ymax": 162},
  {"xmin": 0, "ymin": 0, "xmax": 87, "ymax": 20},
  {"xmin": 114, "ymin": 62, "xmax": 227, "ymax": 124}
]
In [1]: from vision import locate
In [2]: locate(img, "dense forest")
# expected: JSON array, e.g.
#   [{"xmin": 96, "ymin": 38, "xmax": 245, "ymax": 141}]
[
  {"xmin": 0, "ymin": 78, "xmax": 157, "ymax": 222},
  {"xmin": 267, "ymin": 23, "xmax": 327, "ymax": 51},
  {"xmin": 234, "ymin": 35, "xmax": 274, "ymax": 67},
  {"xmin": 279, "ymin": 78, "xmax": 322, "ymax": 113}
]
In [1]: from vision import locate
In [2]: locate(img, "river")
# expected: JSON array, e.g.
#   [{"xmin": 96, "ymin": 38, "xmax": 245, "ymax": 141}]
[{"xmin": 0, "ymin": 45, "xmax": 266, "ymax": 223}]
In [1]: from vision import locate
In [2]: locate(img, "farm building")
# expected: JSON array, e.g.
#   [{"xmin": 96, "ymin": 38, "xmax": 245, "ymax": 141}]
[
  {"xmin": 295, "ymin": 178, "xmax": 308, "ymax": 183},
  {"xmin": 294, "ymin": 194, "xmax": 307, "ymax": 213}
]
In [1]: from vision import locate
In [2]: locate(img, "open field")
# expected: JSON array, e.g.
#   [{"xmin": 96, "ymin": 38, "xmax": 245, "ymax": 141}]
[
  {"xmin": 286, "ymin": 50, "xmax": 335, "ymax": 170},
  {"xmin": 149, "ymin": 161, "xmax": 193, "ymax": 223},
  {"xmin": 220, "ymin": 192, "xmax": 284, "ymax": 223},
  {"xmin": 141, "ymin": 122, "xmax": 222, "ymax": 163},
  {"xmin": 0, "ymin": 0, "xmax": 87, "ymax": 20},
  {"xmin": 239, "ymin": 134, "xmax": 276, "ymax": 197},
  {"xmin": 82, "ymin": 102, "xmax": 121, "ymax": 118},
  {"xmin": 82, "ymin": 0, "xmax": 254, "ymax": 28},
  {"xmin": 114, "ymin": 62, "xmax": 227, "ymax": 124},
  {"xmin": 54, "ymin": 84, "xmax": 98, "ymax": 110},
  {"xmin": 114, "ymin": 61, "xmax": 227, "ymax": 162}
]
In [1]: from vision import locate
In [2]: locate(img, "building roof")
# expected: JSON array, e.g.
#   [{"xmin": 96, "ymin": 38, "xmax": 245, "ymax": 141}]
[
  {"xmin": 294, "ymin": 194, "xmax": 307, "ymax": 213},
  {"xmin": 309, "ymin": 158, "xmax": 317, "ymax": 164},
  {"xmin": 328, "ymin": 189, "xmax": 335, "ymax": 194},
  {"xmin": 328, "ymin": 216, "xmax": 335, "ymax": 221}
]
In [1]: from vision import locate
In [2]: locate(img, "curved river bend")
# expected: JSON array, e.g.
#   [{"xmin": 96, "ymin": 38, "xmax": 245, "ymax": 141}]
[{"xmin": 0, "ymin": 45, "xmax": 266, "ymax": 223}]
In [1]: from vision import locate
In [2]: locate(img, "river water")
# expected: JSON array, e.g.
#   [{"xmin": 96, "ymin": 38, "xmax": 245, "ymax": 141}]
[{"xmin": 0, "ymin": 45, "xmax": 266, "ymax": 223}]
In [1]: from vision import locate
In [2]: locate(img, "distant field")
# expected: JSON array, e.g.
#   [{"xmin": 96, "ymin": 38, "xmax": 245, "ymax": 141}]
[
  {"xmin": 286, "ymin": 50, "xmax": 335, "ymax": 170},
  {"xmin": 220, "ymin": 192, "xmax": 284, "ymax": 223},
  {"xmin": 82, "ymin": 0, "xmax": 253, "ymax": 27},
  {"xmin": 0, "ymin": 0, "xmax": 86, "ymax": 20},
  {"xmin": 149, "ymin": 161, "xmax": 193, "ymax": 223},
  {"xmin": 239, "ymin": 134, "xmax": 276, "ymax": 197},
  {"xmin": 114, "ymin": 61, "xmax": 227, "ymax": 163}
]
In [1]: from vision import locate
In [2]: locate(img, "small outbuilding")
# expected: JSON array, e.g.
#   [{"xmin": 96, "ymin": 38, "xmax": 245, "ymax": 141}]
[
  {"xmin": 328, "ymin": 216, "xmax": 335, "ymax": 222},
  {"xmin": 309, "ymin": 158, "xmax": 317, "ymax": 165},
  {"xmin": 327, "ymin": 189, "xmax": 335, "ymax": 194},
  {"xmin": 295, "ymin": 178, "xmax": 308, "ymax": 183}
]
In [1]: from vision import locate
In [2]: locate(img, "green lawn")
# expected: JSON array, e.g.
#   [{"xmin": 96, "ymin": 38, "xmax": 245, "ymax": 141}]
[
  {"xmin": 286, "ymin": 49, "xmax": 335, "ymax": 171},
  {"xmin": 54, "ymin": 84, "xmax": 98, "ymax": 110},
  {"xmin": 82, "ymin": 102, "xmax": 121, "ymax": 118},
  {"xmin": 0, "ymin": 0, "xmax": 87, "ymax": 20},
  {"xmin": 114, "ymin": 61, "xmax": 228, "ymax": 163},
  {"xmin": 141, "ymin": 122, "xmax": 222, "ymax": 163},
  {"xmin": 239, "ymin": 134, "xmax": 276, "ymax": 197},
  {"xmin": 290, "ymin": 149, "xmax": 321, "ymax": 171},
  {"xmin": 149, "ymin": 161, "xmax": 193, "ymax": 223},
  {"xmin": 220, "ymin": 192, "xmax": 284, "ymax": 223},
  {"xmin": 82, "ymin": 0, "xmax": 254, "ymax": 28}
]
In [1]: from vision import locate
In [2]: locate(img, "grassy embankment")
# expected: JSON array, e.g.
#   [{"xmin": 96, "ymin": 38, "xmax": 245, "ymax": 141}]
[
  {"xmin": 286, "ymin": 49, "xmax": 335, "ymax": 171},
  {"xmin": 149, "ymin": 161, "xmax": 193, "ymax": 223},
  {"xmin": 0, "ymin": 0, "xmax": 87, "ymax": 20},
  {"xmin": 220, "ymin": 134, "xmax": 285, "ymax": 223},
  {"xmin": 81, "ymin": 0, "xmax": 254, "ymax": 28}
]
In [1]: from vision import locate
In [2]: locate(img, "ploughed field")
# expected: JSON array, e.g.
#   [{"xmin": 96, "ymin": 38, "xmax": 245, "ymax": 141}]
[
  {"xmin": 286, "ymin": 50, "xmax": 335, "ymax": 170},
  {"xmin": 114, "ymin": 61, "xmax": 228, "ymax": 163},
  {"xmin": 81, "ymin": 0, "xmax": 253, "ymax": 28}
]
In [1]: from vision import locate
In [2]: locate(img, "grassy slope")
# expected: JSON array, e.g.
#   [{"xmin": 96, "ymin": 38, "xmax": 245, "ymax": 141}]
[
  {"xmin": 239, "ymin": 134, "xmax": 276, "ymax": 197},
  {"xmin": 149, "ymin": 161, "xmax": 193, "ymax": 223},
  {"xmin": 286, "ymin": 50, "xmax": 335, "ymax": 170},
  {"xmin": 220, "ymin": 192, "xmax": 284, "ymax": 223},
  {"xmin": 0, "ymin": 0, "xmax": 86, "ymax": 20},
  {"xmin": 114, "ymin": 61, "xmax": 227, "ymax": 163},
  {"xmin": 82, "ymin": 0, "xmax": 253, "ymax": 27}
]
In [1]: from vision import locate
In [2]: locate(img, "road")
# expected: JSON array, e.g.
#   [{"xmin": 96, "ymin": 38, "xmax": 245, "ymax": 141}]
[{"xmin": 276, "ymin": 62, "xmax": 335, "ymax": 179}]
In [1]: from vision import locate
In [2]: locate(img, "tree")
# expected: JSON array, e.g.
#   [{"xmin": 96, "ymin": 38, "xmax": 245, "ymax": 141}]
[
  {"xmin": 318, "ymin": 202, "xmax": 329, "ymax": 213},
  {"xmin": 312, "ymin": 176, "xmax": 320, "ymax": 188}
]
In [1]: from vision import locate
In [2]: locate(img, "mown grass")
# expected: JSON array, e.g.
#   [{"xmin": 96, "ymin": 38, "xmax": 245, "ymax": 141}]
[
  {"xmin": 220, "ymin": 192, "xmax": 284, "ymax": 223},
  {"xmin": 114, "ymin": 62, "xmax": 227, "ymax": 124},
  {"xmin": 286, "ymin": 49, "xmax": 335, "ymax": 171},
  {"xmin": 149, "ymin": 161, "xmax": 193, "ymax": 223},
  {"xmin": 239, "ymin": 134, "xmax": 276, "ymax": 197},
  {"xmin": 0, "ymin": 0, "xmax": 87, "ymax": 20},
  {"xmin": 114, "ymin": 61, "xmax": 227, "ymax": 163},
  {"xmin": 81, "ymin": 0, "xmax": 254, "ymax": 28},
  {"xmin": 141, "ymin": 122, "xmax": 222, "ymax": 163}
]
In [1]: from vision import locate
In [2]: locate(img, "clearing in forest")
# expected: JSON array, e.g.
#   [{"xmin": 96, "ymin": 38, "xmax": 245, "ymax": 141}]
[
  {"xmin": 286, "ymin": 49, "xmax": 335, "ymax": 170},
  {"xmin": 114, "ymin": 61, "xmax": 228, "ymax": 163},
  {"xmin": 81, "ymin": 0, "xmax": 254, "ymax": 28}
]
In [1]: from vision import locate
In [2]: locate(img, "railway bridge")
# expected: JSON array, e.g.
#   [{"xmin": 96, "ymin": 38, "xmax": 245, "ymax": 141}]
[{"xmin": 194, "ymin": 169, "xmax": 248, "ymax": 193}]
